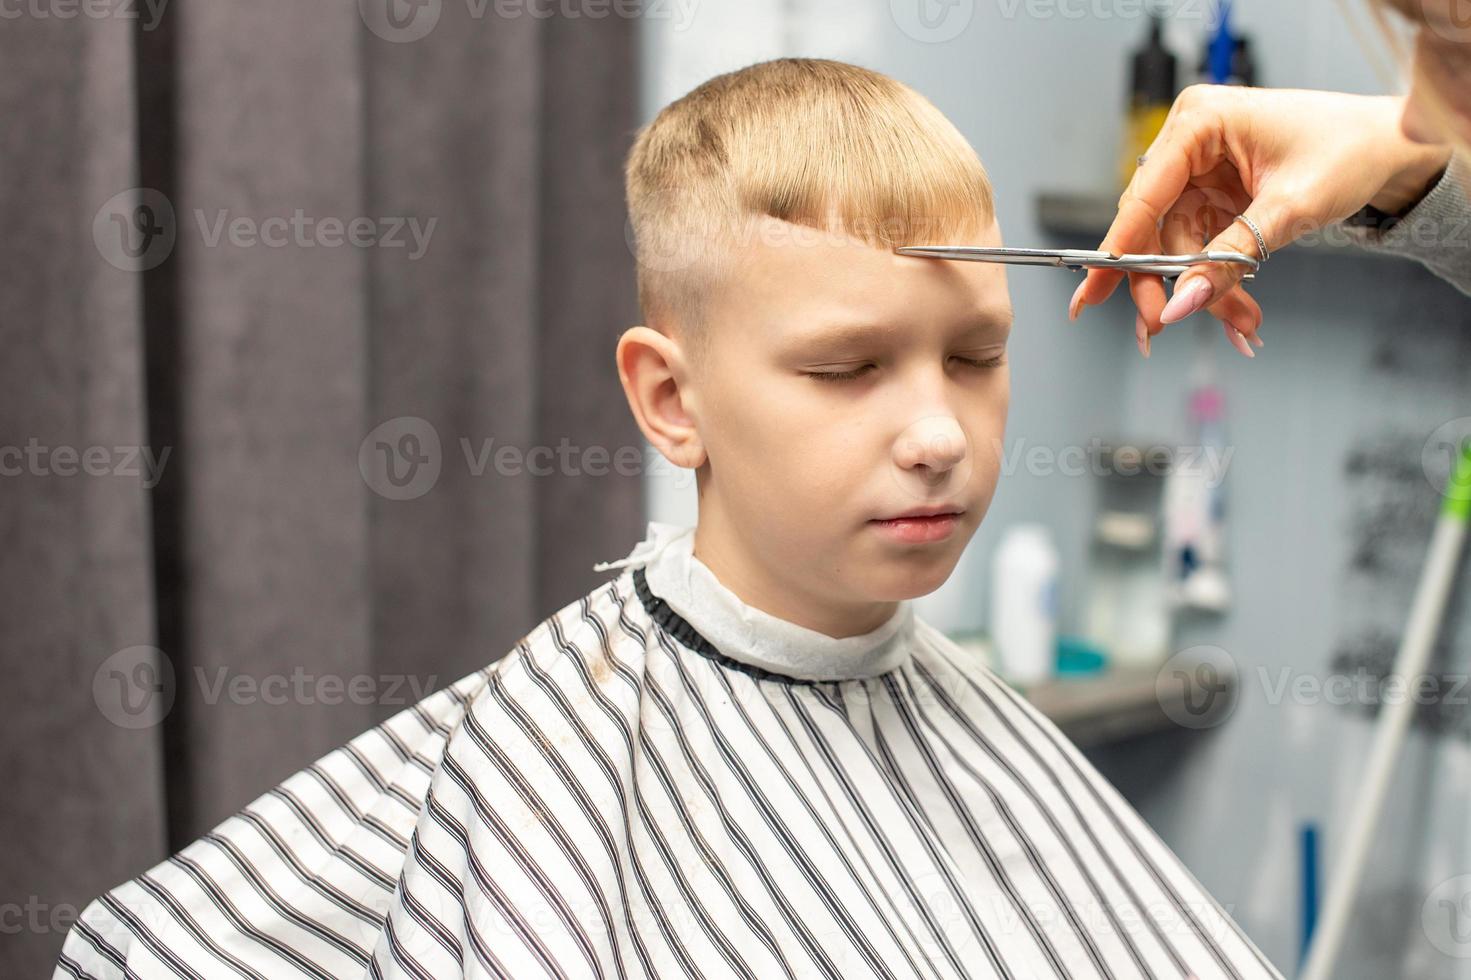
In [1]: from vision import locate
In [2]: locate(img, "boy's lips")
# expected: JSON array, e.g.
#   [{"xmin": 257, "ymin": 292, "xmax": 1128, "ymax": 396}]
[
  {"xmin": 871, "ymin": 504, "xmax": 966, "ymax": 521},
  {"xmin": 867, "ymin": 506, "xmax": 965, "ymax": 544}
]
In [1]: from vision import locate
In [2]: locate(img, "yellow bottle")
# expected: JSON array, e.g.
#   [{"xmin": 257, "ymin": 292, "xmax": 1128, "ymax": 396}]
[{"xmin": 1119, "ymin": 15, "xmax": 1178, "ymax": 193}]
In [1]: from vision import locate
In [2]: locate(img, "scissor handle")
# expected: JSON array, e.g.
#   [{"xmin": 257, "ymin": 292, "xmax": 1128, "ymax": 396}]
[
  {"xmin": 1093, "ymin": 261, "xmax": 1257, "ymax": 281},
  {"xmin": 1055, "ymin": 250, "xmax": 1259, "ymax": 277}
]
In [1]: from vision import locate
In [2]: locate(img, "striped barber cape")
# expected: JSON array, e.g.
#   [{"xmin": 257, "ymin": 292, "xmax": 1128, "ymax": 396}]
[{"xmin": 55, "ymin": 526, "xmax": 1283, "ymax": 980}]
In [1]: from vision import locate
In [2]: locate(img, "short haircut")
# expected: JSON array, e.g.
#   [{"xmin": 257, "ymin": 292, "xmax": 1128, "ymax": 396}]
[{"xmin": 623, "ymin": 57, "xmax": 996, "ymax": 363}]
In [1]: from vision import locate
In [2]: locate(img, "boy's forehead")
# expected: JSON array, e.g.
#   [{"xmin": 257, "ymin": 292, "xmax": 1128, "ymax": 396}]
[{"xmin": 718, "ymin": 213, "xmax": 1012, "ymax": 333}]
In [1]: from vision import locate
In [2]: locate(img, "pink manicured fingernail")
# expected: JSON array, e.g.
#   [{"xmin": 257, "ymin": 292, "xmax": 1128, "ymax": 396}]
[
  {"xmin": 1069, "ymin": 280, "xmax": 1086, "ymax": 321},
  {"xmin": 1251, "ymin": 331, "xmax": 1264, "ymax": 348},
  {"xmin": 1135, "ymin": 313, "xmax": 1150, "ymax": 359},
  {"xmin": 1160, "ymin": 278, "xmax": 1212, "ymax": 325},
  {"xmin": 1224, "ymin": 322, "xmax": 1255, "ymax": 359}
]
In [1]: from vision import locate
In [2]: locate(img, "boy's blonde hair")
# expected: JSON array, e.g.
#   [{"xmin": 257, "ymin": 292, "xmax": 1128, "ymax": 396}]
[{"xmin": 624, "ymin": 57, "xmax": 996, "ymax": 362}]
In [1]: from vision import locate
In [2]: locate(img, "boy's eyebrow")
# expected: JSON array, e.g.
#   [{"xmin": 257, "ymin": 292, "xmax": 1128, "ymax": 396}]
[{"xmin": 784, "ymin": 310, "xmax": 1013, "ymax": 355}]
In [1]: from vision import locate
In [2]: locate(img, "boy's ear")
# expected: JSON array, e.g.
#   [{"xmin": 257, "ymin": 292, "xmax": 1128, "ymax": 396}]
[{"xmin": 615, "ymin": 325, "xmax": 707, "ymax": 470}]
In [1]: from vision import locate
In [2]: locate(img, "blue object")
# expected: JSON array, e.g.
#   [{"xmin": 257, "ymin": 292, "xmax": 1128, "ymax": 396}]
[
  {"xmin": 1207, "ymin": 1, "xmax": 1235, "ymax": 85},
  {"xmin": 1300, "ymin": 823, "xmax": 1319, "ymax": 969},
  {"xmin": 1055, "ymin": 635, "xmax": 1108, "ymax": 676}
]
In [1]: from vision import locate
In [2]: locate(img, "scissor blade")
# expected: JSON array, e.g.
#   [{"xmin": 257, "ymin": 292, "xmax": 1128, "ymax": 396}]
[{"xmin": 893, "ymin": 246, "xmax": 1114, "ymax": 268}]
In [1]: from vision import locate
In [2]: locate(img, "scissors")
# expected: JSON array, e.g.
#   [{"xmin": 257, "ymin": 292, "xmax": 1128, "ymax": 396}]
[{"xmin": 892, "ymin": 246, "xmax": 1259, "ymax": 280}]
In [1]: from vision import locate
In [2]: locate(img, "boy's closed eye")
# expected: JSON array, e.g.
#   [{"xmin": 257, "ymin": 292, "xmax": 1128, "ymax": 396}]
[{"xmin": 803, "ymin": 350, "xmax": 1009, "ymax": 383}]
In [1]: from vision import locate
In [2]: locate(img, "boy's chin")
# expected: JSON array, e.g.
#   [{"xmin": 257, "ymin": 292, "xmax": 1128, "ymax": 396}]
[{"xmin": 854, "ymin": 550, "xmax": 964, "ymax": 602}]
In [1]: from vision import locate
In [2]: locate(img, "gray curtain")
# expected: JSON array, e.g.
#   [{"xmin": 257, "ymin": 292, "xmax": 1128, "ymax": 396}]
[{"xmin": 0, "ymin": 2, "xmax": 643, "ymax": 975}]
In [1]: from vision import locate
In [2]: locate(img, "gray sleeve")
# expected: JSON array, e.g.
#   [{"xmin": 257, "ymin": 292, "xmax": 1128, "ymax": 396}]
[{"xmin": 1333, "ymin": 150, "xmax": 1471, "ymax": 297}]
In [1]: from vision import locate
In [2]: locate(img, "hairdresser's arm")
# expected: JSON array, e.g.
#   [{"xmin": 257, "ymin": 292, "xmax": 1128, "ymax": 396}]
[
  {"xmin": 1337, "ymin": 149, "xmax": 1471, "ymax": 298},
  {"xmin": 1070, "ymin": 87, "xmax": 1457, "ymax": 354}
]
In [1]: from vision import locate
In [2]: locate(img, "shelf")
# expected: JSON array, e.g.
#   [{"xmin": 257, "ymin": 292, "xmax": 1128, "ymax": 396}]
[
  {"xmin": 1021, "ymin": 657, "xmax": 1237, "ymax": 749},
  {"xmin": 946, "ymin": 633, "xmax": 1239, "ymax": 748}
]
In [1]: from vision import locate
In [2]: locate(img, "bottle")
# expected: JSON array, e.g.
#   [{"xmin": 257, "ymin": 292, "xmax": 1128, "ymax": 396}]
[
  {"xmin": 1202, "ymin": 0, "xmax": 1235, "ymax": 85},
  {"xmin": 1196, "ymin": 1, "xmax": 1257, "ymax": 87},
  {"xmin": 1162, "ymin": 383, "xmax": 1232, "ymax": 612},
  {"xmin": 1118, "ymin": 11, "xmax": 1178, "ymax": 192},
  {"xmin": 990, "ymin": 524, "xmax": 1059, "ymax": 686}
]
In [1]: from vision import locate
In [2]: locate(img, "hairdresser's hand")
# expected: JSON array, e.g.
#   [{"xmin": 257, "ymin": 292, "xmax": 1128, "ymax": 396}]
[{"xmin": 1069, "ymin": 86, "xmax": 1454, "ymax": 357}]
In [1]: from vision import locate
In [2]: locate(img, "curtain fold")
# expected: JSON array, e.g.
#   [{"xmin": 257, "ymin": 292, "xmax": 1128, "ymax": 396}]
[{"xmin": 0, "ymin": 2, "xmax": 642, "ymax": 976}]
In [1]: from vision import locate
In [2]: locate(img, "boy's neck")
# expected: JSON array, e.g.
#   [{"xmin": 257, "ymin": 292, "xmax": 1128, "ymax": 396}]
[{"xmin": 691, "ymin": 512, "xmax": 900, "ymax": 639}]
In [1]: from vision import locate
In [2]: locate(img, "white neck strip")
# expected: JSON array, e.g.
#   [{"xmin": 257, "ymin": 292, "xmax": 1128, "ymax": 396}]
[{"xmin": 598, "ymin": 522, "xmax": 916, "ymax": 683}]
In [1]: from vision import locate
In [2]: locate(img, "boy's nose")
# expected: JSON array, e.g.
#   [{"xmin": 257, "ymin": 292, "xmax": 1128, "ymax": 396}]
[{"xmin": 894, "ymin": 415, "xmax": 967, "ymax": 474}]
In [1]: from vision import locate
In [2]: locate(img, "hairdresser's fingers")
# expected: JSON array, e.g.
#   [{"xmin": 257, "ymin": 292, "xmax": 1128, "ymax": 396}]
[
  {"xmin": 1149, "ymin": 197, "xmax": 1264, "ymax": 356},
  {"xmin": 1072, "ymin": 181, "xmax": 1171, "ymax": 315},
  {"xmin": 1072, "ymin": 109, "xmax": 1227, "ymax": 319},
  {"xmin": 1205, "ymin": 286, "xmax": 1264, "ymax": 355},
  {"xmin": 1127, "ymin": 271, "xmax": 1169, "ymax": 357},
  {"xmin": 1142, "ymin": 196, "xmax": 1211, "ymax": 337},
  {"xmin": 1158, "ymin": 196, "xmax": 1290, "ymax": 332},
  {"xmin": 1070, "ymin": 145, "xmax": 1173, "ymax": 318}
]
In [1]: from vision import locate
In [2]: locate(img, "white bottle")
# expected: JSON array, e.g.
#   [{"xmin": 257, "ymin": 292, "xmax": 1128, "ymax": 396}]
[{"xmin": 990, "ymin": 524, "xmax": 1059, "ymax": 685}]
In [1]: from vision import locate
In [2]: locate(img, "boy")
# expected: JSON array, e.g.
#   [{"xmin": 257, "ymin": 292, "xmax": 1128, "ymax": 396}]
[{"xmin": 57, "ymin": 58, "xmax": 1281, "ymax": 980}]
